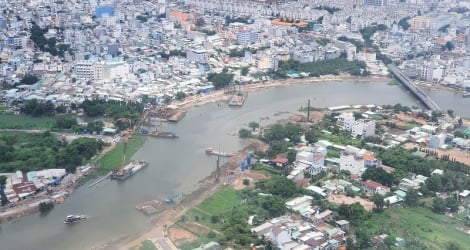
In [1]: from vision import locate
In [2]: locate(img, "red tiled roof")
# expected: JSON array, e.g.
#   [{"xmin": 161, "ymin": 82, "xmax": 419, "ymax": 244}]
[
  {"xmin": 272, "ymin": 157, "xmax": 289, "ymax": 164},
  {"xmin": 363, "ymin": 153, "xmax": 376, "ymax": 161},
  {"xmin": 363, "ymin": 179, "xmax": 382, "ymax": 189}
]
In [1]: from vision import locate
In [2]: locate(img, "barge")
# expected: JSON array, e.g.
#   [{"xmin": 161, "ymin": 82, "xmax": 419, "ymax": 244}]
[
  {"xmin": 110, "ymin": 160, "xmax": 149, "ymax": 181},
  {"xmin": 205, "ymin": 147, "xmax": 233, "ymax": 157}
]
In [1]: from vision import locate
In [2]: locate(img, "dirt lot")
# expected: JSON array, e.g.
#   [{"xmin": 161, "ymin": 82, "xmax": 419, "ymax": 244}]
[
  {"xmin": 231, "ymin": 169, "xmax": 269, "ymax": 190},
  {"xmin": 168, "ymin": 227, "xmax": 198, "ymax": 247},
  {"xmin": 328, "ymin": 193, "xmax": 375, "ymax": 211},
  {"xmin": 403, "ymin": 143, "xmax": 470, "ymax": 166}
]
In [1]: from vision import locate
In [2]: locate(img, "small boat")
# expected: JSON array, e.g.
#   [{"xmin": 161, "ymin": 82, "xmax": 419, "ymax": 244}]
[
  {"xmin": 64, "ymin": 214, "xmax": 86, "ymax": 224},
  {"xmin": 205, "ymin": 147, "xmax": 233, "ymax": 157}
]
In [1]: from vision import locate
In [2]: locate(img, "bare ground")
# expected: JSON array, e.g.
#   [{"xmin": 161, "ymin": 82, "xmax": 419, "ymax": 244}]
[
  {"xmin": 168, "ymin": 227, "xmax": 198, "ymax": 247},
  {"xmin": 328, "ymin": 193, "xmax": 375, "ymax": 212}
]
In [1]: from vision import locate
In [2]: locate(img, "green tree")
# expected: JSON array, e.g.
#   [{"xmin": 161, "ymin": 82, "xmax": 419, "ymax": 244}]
[
  {"xmin": 362, "ymin": 167, "xmax": 393, "ymax": 187},
  {"xmin": 195, "ymin": 17, "xmax": 206, "ymax": 27},
  {"xmin": 426, "ymin": 174, "xmax": 443, "ymax": 192},
  {"xmin": 371, "ymin": 193, "xmax": 385, "ymax": 213},
  {"xmin": 445, "ymin": 41, "xmax": 454, "ymax": 51},
  {"xmin": 39, "ymin": 201, "xmax": 54, "ymax": 213},
  {"xmin": 447, "ymin": 241, "xmax": 464, "ymax": 250},
  {"xmin": 256, "ymin": 176, "xmax": 299, "ymax": 199},
  {"xmin": 287, "ymin": 149, "xmax": 297, "ymax": 163},
  {"xmin": 207, "ymin": 72, "xmax": 234, "ymax": 89},
  {"xmin": 445, "ymin": 197, "xmax": 459, "ymax": 212},
  {"xmin": 383, "ymin": 236, "xmax": 395, "ymax": 247},
  {"xmin": 240, "ymin": 67, "xmax": 249, "ymax": 76},
  {"xmin": 55, "ymin": 115, "xmax": 77, "ymax": 129},
  {"xmin": 404, "ymin": 189, "xmax": 419, "ymax": 207},
  {"xmin": 337, "ymin": 202, "xmax": 370, "ymax": 226},
  {"xmin": 260, "ymin": 195, "xmax": 287, "ymax": 217},
  {"xmin": 175, "ymin": 91, "xmax": 186, "ymax": 100},
  {"xmin": 19, "ymin": 74, "xmax": 39, "ymax": 85},
  {"xmin": 398, "ymin": 16, "xmax": 411, "ymax": 30},
  {"xmin": 432, "ymin": 197, "xmax": 447, "ymax": 213},
  {"xmin": 248, "ymin": 121, "xmax": 259, "ymax": 131},
  {"xmin": 239, "ymin": 128, "xmax": 252, "ymax": 138},
  {"xmin": 0, "ymin": 175, "xmax": 8, "ymax": 206}
]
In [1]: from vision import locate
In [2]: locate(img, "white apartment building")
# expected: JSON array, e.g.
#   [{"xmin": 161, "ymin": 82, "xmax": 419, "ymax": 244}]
[
  {"xmin": 186, "ymin": 49, "xmax": 208, "ymax": 63},
  {"xmin": 237, "ymin": 28, "xmax": 259, "ymax": 45},
  {"xmin": 337, "ymin": 113, "xmax": 375, "ymax": 137},
  {"xmin": 74, "ymin": 61, "xmax": 94, "ymax": 80},
  {"xmin": 337, "ymin": 113, "xmax": 355, "ymax": 131},
  {"xmin": 339, "ymin": 153, "xmax": 365, "ymax": 176},
  {"xmin": 351, "ymin": 119, "xmax": 376, "ymax": 137}
]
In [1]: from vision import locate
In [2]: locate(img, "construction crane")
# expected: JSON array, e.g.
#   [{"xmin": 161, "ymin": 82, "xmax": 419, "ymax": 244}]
[{"xmin": 115, "ymin": 129, "xmax": 131, "ymax": 176}]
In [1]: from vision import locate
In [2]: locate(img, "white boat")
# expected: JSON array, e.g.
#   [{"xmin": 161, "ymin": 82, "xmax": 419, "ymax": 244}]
[
  {"xmin": 205, "ymin": 147, "xmax": 233, "ymax": 157},
  {"xmin": 64, "ymin": 214, "xmax": 86, "ymax": 224}
]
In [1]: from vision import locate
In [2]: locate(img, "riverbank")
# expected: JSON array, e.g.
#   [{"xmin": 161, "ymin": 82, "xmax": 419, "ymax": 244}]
[
  {"xmin": 174, "ymin": 75, "xmax": 390, "ymax": 112},
  {"xmin": 92, "ymin": 139, "xmax": 268, "ymax": 250},
  {"xmin": 90, "ymin": 75, "xmax": 390, "ymax": 249}
]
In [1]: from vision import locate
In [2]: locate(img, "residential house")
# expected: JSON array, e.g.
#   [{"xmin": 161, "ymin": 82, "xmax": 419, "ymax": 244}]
[
  {"xmin": 272, "ymin": 156, "xmax": 289, "ymax": 168},
  {"xmin": 362, "ymin": 180, "xmax": 390, "ymax": 196},
  {"xmin": 336, "ymin": 220, "xmax": 350, "ymax": 232},
  {"xmin": 285, "ymin": 196, "xmax": 314, "ymax": 213}
]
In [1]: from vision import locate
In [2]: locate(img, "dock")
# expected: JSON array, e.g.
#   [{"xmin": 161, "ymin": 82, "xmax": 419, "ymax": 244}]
[
  {"xmin": 167, "ymin": 109, "xmax": 187, "ymax": 122},
  {"xmin": 88, "ymin": 171, "xmax": 112, "ymax": 188},
  {"xmin": 136, "ymin": 200, "xmax": 169, "ymax": 215},
  {"xmin": 228, "ymin": 92, "xmax": 247, "ymax": 107}
]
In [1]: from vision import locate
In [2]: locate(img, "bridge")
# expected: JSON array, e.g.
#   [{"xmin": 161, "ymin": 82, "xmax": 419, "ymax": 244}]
[{"xmin": 388, "ymin": 64, "xmax": 442, "ymax": 112}]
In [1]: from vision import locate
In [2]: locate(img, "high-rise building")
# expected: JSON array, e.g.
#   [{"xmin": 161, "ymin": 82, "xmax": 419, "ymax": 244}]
[{"xmin": 364, "ymin": 0, "xmax": 386, "ymax": 7}]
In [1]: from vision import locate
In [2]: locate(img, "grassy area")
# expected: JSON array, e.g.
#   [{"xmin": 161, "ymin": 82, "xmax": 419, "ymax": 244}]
[
  {"xmin": 399, "ymin": 121, "xmax": 421, "ymax": 131},
  {"xmin": 320, "ymin": 133, "xmax": 362, "ymax": 148},
  {"xmin": 175, "ymin": 187, "xmax": 243, "ymax": 248},
  {"xmin": 368, "ymin": 207, "xmax": 469, "ymax": 249},
  {"xmin": 196, "ymin": 186, "xmax": 242, "ymax": 215},
  {"xmin": 252, "ymin": 163, "xmax": 282, "ymax": 175},
  {"xmin": 95, "ymin": 134, "xmax": 147, "ymax": 170},
  {"xmin": 0, "ymin": 113, "xmax": 54, "ymax": 129},
  {"xmin": 139, "ymin": 240, "xmax": 157, "ymax": 250},
  {"xmin": 130, "ymin": 240, "xmax": 157, "ymax": 250}
]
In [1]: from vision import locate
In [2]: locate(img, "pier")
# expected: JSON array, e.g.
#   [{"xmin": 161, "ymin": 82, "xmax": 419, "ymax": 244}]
[
  {"xmin": 88, "ymin": 171, "xmax": 112, "ymax": 188},
  {"xmin": 388, "ymin": 64, "xmax": 442, "ymax": 112}
]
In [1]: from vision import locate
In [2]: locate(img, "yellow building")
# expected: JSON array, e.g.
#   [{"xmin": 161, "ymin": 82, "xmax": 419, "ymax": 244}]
[{"xmin": 410, "ymin": 16, "xmax": 431, "ymax": 31}]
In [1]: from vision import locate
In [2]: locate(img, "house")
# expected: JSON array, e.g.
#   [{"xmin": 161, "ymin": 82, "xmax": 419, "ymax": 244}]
[
  {"xmin": 459, "ymin": 190, "xmax": 470, "ymax": 200},
  {"xmin": 252, "ymin": 221, "xmax": 277, "ymax": 236},
  {"xmin": 335, "ymin": 220, "xmax": 350, "ymax": 231},
  {"xmin": 268, "ymin": 225, "xmax": 293, "ymax": 247},
  {"xmin": 285, "ymin": 196, "xmax": 313, "ymax": 213},
  {"xmin": 11, "ymin": 182, "xmax": 38, "ymax": 200},
  {"xmin": 272, "ymin": 156, "xmax": 289, "ymax": 168},
  {"xmin": 362, "ymin": 180, "xmax": 390, "ymax": 196},
  {"xmin": 313, "ymin": 210, "xmax": 333, "ymax": 224},
  {"xmin": 306, "ymin": 185, "xmax": 327, "ymax": 198}
]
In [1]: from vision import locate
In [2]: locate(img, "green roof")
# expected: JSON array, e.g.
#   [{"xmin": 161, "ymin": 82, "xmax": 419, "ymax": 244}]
[{"xmin": 464, "ymin": 128, "xmax": 470, "ymax": 136}]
